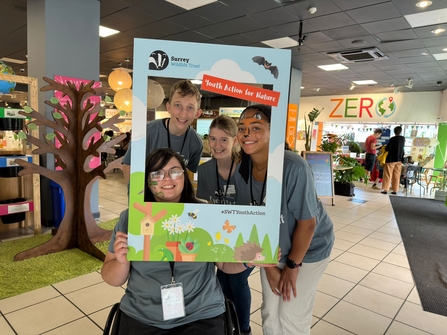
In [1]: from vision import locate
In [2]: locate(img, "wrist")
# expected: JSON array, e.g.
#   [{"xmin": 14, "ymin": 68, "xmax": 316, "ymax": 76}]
[
  {"xmin": 286, "ymin": 258, "xmax": 302, "ymax": 269},
  {"xmin": 243, "ymin": 262, "xmax": 254, "ymax": 269}
]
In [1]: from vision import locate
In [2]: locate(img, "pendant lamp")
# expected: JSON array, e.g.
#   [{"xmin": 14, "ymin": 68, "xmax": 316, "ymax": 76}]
[
  {"xmin": 147, "ymin": 79, "xmax": 165, "ymax": 109},
  {"xmin": 114, "ymin": 88, "xmax": 133, "ymax": 112},
  {"xmin": 108, "ymin": 69, "xmax": 132, "ymax": 92}
]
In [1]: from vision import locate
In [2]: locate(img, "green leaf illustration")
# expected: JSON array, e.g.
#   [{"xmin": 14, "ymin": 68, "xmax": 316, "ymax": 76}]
[
  {"xmin": 53, "ymin": 112, "xmax": 63, "ymax": 119},
  {"xmin": 23, "ymin": 106, "xmax": 33, "ymax": 113},
  {"xmin": 50, "ymin": 97, "xmax": 59, "ymax": 104},
  {"xmin": 17, "ymin": 131, "xmax": 27, "ymax": 140},
  {"xmin": 27, "ymin": 123, "xmax": 38, "ymax": 130},
  {"xmin": 99, "ymin": 109, "xmax": 105, "ymax": 117},
  {"xmin": 46, "ymin": 133, "xmax": 56, "ymax": 141},
  {"xmin": 105, "ymin": 95, "xmax": 112, "ymax": 103},
  {"xmin": 119, "ymin": 110, "xmax": 126, "ymax": 116}
]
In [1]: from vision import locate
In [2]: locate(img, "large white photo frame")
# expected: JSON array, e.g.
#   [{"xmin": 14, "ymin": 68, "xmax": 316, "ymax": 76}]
[{"xmin": 128, "ymin": 38, "xmax": 291, "ymax": 263}]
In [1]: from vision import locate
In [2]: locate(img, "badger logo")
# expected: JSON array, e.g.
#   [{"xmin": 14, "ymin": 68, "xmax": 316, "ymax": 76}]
[{"xmin": 149, "ymin": 50, "xmax": 169, "ymax": 70}]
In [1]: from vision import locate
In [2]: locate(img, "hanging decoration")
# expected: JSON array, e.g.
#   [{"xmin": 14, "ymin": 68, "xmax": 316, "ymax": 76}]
[
  {"xmin": 147, "ymin": 79, "xmax": 165, "ymax": 109},
  {"xmin": 108, "ymin": 69, "xmax": 132, "ymax": 92},
  {"xmin": 114, "ymin": 88, "xmax": 133, "ymax": 112}
]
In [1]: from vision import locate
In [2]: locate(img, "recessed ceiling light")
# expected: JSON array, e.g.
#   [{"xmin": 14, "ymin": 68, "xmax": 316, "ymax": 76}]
[
  {"xmin": 318, "ymin": 64, "xmax": 349, "ymax": 71},
  {"xmin": 99, "ymin": 26, "xmax": 120, "ymax": 37},
  {"xmin": 165, "ymin": 0, "xmax": 217, "ymax": 10},
  {"xmin": 421, "ymin": 52, "xmax": 429, "ymax": 55},
  {"xmin": 433, "ymin": 53, "xmax": 447, "ymax": 60},
  {"xmin": 353, "ymin": 80, "xmax": 377, "ymax": 85},
  {"xmin": 351, "ymin": 40, "xmax": 366, "ymax": 45},
  {"xmin": 0, "ymin": 57, "xmax": 27, "ymax": 64},
  {"xmin": 191, "ymin": 79, "xmax": 202, "ymax": 84},
  {"xmin": 261, "ymin": 37, "xmax": 298, "ymax": 49},
  {"xmin": 300, "ymin": 86, "xmax": 305, "ymax": 89},
  {"xmin": 405, "ymin": 8, "xmax": 447, "ymax": 28},
  {"xmin": 431, "ymin": 28, "xmax": 446, "ymax": 34},
  {"xmin": 314, "ymin": 88, "xmax": 320, "ymax": 92},
  {"xmin": 350, "ymin": 85, "xmax": 355, "ymax": 90},
  {"xmin": 416, "ymin": 1, "xmax": 432, "ymax": 8}
]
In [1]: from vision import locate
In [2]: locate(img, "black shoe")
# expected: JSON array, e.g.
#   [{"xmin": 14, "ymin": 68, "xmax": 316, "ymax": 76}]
[
  {"xmin": 381, "ymin": 191, "xmax": 387, "ymax": 194},
  {"xmin": 241, "ymin": 327, "xmax": 252, "ymax": 335},
  {"xmin": 391, "ymin": 191, "xmax": 397, "ymax": 195}
]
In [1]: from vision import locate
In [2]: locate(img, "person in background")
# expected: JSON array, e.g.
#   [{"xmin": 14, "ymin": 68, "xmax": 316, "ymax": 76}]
[
  {"xmin": 381, "ymin": 126, "xmax": 405, "ymax": 195},
  {"xmin": 234, "ymin": 104, "xmax": 334, "ymax": 335},
  {"xmin": 197, "ymin": 115, "xmax": 253, "ymax": 335},
  {"xmin": 121, "ymin": 80, "xmax": 203, "ymax": 184},
  {"xmin": 365, "ymin": 128, "xmax": 382, "ymax": 188},
  {"xmin": 102, "ymin": 148, "xmax": 274, "ymax": 334}
]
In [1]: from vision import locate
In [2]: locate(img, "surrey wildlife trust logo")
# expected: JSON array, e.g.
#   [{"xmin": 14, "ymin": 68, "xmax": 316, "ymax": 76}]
[{"xmin": 149, "ymin": 50, "xmax": 169, "ymax": 70}]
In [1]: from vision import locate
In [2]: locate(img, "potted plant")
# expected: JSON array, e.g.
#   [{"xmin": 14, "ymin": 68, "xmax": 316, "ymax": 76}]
[
  {"xmin": 304, "ymin": 107, "xmax": 323, "ymax": 151},
  {"xmin": 318, "ymin": 133, "xmax": 341, "ymax": 153},
  {"xmin": 179, "ymin": 236, "xmax": 200, "ymax": 261},
  {"xmin": 333, "ymin": 155, "xmax": 368, "ymax": 196}
]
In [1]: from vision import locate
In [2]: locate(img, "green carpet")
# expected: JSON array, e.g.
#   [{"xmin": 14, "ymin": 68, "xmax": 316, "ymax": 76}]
[{"xmin": 0, "ymin": 218, "xmax": 118, "ymax": 300}]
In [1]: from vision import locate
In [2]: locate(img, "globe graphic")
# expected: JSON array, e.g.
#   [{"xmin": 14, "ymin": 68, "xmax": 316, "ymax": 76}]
[
  {"xmin": 0, "ymin": 61, "xmax": 16, "ymax": 95},
  {"xmin": 375, "ymin": 97, "xmax": 397, "ymax": 119}
]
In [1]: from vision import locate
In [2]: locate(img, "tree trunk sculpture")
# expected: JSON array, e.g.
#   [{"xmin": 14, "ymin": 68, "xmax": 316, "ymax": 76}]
[{"xmin": 14, "ymin": 77, "xmax": 126, "ymax": 261}]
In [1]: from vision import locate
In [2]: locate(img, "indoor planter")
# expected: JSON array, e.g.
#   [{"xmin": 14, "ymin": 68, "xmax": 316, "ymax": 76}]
[
  {"xmin": 304, "ymin": 107, "xmax": 323, "ymax": 151},
  {"xmin": 334, "ymin": 155, "xmax": 368, "ymax": 197}
]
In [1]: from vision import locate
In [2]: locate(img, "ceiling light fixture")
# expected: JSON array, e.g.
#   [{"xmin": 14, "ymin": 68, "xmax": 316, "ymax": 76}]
[
  {"xmin": 405, "ymin": 8, "xmax": 447, "ymax": 28},
  {"xmin": 314, "ymin": 88, "xmax": 320, "ymax": 92},
  {"xmin": 353, "ymin": 80, "xmax": 377, "ymax": 85},
  {"xmin": 431, "ymin": 28, "xmax": 446, "ymax": 34},
  {"xmin": 0, "ymin": 57, "xmax": 27, "ymax": 64},
  {"xmin": 191, "ymin": 79, "xmax": 202, "ymax": 85},
  {"xmin": 443, "ymin": 47, "xmax": 447, "ymax": 51},
  {"xmin": 318, "ymin": 64, "xmax": 349, "ymax": 71},
  {"xmin": 308, "ymin": 7, "xmax": 317, "ymax": 14},
  {"xmin": 394, "ymin": 87, "xmax": 400, "ymax": 94},
  {"xmin": 421, "ymin": 52, "xmax": 429, "ymax": 55},
  {"xmin": 433, "ymin": 53, "xmax": 447, "ymax": 60},
  {"xmin": 416, "ymin": 1, "xmax": 432, "ymax": 8},
  {"xmin": 99, "ymin": 25, "xmax": 120, "ymax": 37},
  {"xmin": 165, "ymin": 0, "xmax": 217, "ymax": 10},
  {"xmin": 262, "ymin": 37, "xmax": 299, "ymax": 49},
  {"xmin": 300, "ymin": 86, "xmax": 305, "ymax": 89},
  {"xmin": 350, "ymin": 84, "xmax": 355, "ymax": 90}
]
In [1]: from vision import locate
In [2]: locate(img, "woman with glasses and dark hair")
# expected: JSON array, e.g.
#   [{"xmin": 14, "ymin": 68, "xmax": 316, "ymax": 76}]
[
  {"xmin": 102, "ymin": 147, "xmax": 274, "ymax": 334},
  {"xmin": 234, "ymin": 104, "xmax": 334, "ymax": 335}
]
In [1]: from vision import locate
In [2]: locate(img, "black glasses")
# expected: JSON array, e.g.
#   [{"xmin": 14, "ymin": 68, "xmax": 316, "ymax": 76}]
[{"xmin": 149, "ymin": 168, "xmax": 184, "ymax": 181}]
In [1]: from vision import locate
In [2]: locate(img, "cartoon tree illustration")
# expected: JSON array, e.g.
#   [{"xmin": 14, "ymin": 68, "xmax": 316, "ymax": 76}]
[{"xmin": 14, "ymin": 77, "xmax": 126, "ymax": 261}]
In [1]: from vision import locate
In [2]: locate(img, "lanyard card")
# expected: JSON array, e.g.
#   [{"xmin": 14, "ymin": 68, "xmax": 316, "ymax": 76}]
[{"xmin": 160, "ymin": 282, "xmax": 185, "ymax": 320}]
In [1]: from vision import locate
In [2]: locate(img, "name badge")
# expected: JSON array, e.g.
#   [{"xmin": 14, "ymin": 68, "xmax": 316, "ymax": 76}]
[
  {"xmin": 160, "ymin": 283, "xmax": 186, "ymax": 320},
  {"xmin": 224, "ymin": 184, "xmax": 236, "ymax": 194}
]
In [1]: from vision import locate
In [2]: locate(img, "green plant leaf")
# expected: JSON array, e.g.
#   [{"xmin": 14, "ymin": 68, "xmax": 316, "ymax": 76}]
[
  {"xmin": 17, "ymin": 131, "xmax": 27, "ymax": 140},
  {"xmin": 23, "ymin": 106, "xmax": 33, "ymax": 113},
  {"xmin": 53, "ymin": 112, "xmax": 63, "ymax": 119},
  {"xmin": 46, "ymin": 133, "xmax": 56, "ymax": 141},
  {"xmin": 119, "ymin": 110, "xmax": 126, "ymax": 116},
  {"xmin": 27, "ymin": 123, "xmax": 38, "ymax": 130},
  {"xmin": 105, "ymin": 95, "xmax": 112, "ymax": 103},
  {"xmin": 50, "ymin": 97, "xmax": 59, "ymax": 104},
  {"xmin": 99, "ymin": 109, "xmax": 105, "ymax": 117}
]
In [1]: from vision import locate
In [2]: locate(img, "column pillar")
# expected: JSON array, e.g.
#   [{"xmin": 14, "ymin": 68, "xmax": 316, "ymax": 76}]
[{"xmin": 27, "ymin": 0, "xmax": 100, "ymax": 226}]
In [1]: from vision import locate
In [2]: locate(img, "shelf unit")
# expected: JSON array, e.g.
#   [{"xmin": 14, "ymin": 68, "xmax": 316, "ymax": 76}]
[{"xmin": 0, "ymin": 74, "xmax": 41, "ymax": 234}]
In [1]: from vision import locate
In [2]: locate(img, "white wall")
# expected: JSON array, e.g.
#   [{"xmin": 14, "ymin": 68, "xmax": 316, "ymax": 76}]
[
  {"xmin": 439, "ymin": 89, "xmax": 447, "ymax": 122},
  {"xmin": 300, "ymin": 91, "xmax": 442, "ymax": 123}
]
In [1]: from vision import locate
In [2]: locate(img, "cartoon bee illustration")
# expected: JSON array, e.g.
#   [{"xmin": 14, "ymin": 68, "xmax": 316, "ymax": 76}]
[
  {"xmin": 188, "ymin": 209, "xmax": 199, "ymax": 220},
  {"xmin": 222, "ymin": 220, "xmax": 236, "ymax": 233}
]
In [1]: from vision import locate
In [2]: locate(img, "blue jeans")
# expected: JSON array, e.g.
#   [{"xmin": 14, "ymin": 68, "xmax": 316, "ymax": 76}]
[{"xmin": 217, "ymin": 267, "xmax": 254, "ymax": 333}]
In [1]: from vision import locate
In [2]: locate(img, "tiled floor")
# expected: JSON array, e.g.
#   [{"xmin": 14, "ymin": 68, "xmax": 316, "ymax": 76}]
[{"xmin": 1, "ymin": 172, "xmax": 447, "ymax": 334}]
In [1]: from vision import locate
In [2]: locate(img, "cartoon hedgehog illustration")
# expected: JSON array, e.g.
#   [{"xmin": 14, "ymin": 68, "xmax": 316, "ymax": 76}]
[{"xmin": 233, "ymin": 242, "xmax": 265, "ymax": 262}]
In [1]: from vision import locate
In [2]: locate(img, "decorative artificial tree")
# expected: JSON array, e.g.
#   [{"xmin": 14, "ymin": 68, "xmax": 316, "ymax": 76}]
[{"xmin": 14, "ymin": 77, "xmax": 126, "ymax": 261}]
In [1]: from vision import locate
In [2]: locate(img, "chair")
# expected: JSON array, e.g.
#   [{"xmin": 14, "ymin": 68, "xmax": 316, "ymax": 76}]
[
  {"xmin": 103, "ymin": 299, "xmax": 241, "ymax": 335},
  {"xmin": 405, "ymin": 165, "xmax": 425, "ymax": 196},
  {"xmin": 421, "ymin": 168, "xmax": 438, "ymax": 193}
]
